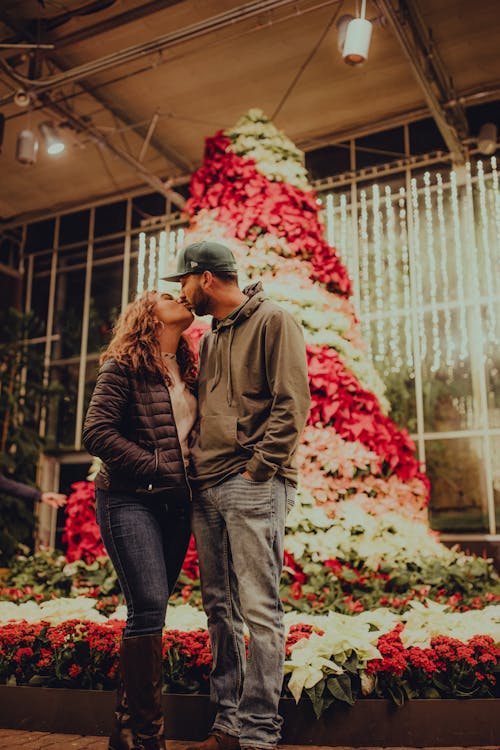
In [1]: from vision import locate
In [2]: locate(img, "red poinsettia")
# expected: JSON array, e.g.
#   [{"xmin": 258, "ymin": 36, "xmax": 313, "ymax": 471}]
[
  {"xmin": 185, "ymin": 132, "xmax": 351, "ymax": 297},
  {"xmin": 63, "ymin": 481, "xmax": 106, "ymax": 563},
  {"xmin": 306, "ymin": 343, "xmax": 428, "ymax": 489}
]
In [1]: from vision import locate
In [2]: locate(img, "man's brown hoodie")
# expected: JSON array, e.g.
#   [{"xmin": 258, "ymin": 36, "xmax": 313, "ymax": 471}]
[{"xmin": 190, "ymin": 282, "xmax": 311, "ymax": 489}]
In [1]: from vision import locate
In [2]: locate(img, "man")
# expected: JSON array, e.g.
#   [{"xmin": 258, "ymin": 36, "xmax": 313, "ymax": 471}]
[{"xmin": 164, "ymin": 241, "xmax": 310, "ymax": 750}]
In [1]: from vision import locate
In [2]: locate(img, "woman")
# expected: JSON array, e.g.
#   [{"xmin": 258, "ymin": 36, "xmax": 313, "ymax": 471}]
[
  {"xmin": 83, "ymin": 290, "xmax": 197, "ymax": 750},
  {"xmin": 0, "ymin": 473, "xmax": 66, "ymax": 508}
]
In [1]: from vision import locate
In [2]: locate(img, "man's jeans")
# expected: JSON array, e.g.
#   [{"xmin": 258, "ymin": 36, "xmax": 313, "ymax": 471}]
[
  {"xmin": 96, "ymin": 489, "xmax": 191, "ymax": 637},
  {"xmin": 192, "ymin": 473, "xmax": 295, "ymax": 750}
]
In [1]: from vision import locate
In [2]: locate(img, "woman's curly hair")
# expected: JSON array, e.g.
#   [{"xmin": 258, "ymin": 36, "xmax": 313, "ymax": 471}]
[{"xmin": 100, "ymin": 291, "xmax": 196, "ymax": 391}]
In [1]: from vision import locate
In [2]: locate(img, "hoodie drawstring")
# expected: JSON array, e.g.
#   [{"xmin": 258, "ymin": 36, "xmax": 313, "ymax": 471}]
[
  {"xmin": 226, "ymin": 326, "xmax": 235, "ymax": 406},
  {"xmin": 210, "ymin": 328, "xmax": 223, "ymax": 392}
]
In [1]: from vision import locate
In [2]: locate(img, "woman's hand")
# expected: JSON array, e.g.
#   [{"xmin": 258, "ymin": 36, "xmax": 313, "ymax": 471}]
[{"xmin": 41, "ymin": 491, "xmax": 67, "ymax": 508}]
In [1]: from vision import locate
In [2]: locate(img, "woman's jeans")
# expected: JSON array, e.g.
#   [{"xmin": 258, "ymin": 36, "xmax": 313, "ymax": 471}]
[
  {"xmin": 192, "ymin": 473, "xmax": 295, "ymax": 750},
  {"xmin": 96, "ymin": 489, "xmax": 191, "ymax": 637}
]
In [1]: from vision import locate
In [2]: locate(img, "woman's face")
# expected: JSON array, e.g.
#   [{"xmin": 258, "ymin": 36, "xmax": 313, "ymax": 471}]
[{"xmin": 152, "ymin": 291, "xmax": 193, "ymax": 330}]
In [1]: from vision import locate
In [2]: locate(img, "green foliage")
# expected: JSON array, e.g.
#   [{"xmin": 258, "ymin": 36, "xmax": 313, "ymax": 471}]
[
  {"xmin": 0, "ymin": 548, "xmax": 119, "ymax": 602},
  {"xmin": 0, "ymin": 308, "xmax": 48, "ymax": 564}
]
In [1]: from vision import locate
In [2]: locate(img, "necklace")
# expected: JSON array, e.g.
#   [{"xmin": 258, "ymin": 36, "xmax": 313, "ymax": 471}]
[{"xmin": 162, "ymin": 352, "xmax": 176, "ymax": 359}]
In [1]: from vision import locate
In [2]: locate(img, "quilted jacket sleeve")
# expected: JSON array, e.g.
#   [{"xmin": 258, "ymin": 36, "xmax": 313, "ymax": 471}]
[{"xmin": 82, "ymin": 359, "xmax": 157, "ymax": 480}]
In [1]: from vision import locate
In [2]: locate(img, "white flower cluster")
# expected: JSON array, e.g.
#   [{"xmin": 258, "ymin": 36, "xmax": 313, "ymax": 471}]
[
  {"xmin": 285, "ymin": 499, "xmax": 451, "ymax": 570},
  {"xmin": 401, "ymin": 600, "xmax": 500, "ymax": 648},
  {"xmin": 225, "ymin": 109, "xmax": 311, "ymax": 191},
  {"xmin": 0, "ymin": 596, "xmax": 108, "ymax": 624},
  {"xmin": 283, "ymin": 602, "xmax": 500, "ymax": 701}
]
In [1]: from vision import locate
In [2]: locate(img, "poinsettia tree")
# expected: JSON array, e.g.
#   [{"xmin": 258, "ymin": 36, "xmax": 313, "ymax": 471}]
[{"xmin": 183, "ymin": 109, "xmax": 429, "ymax": 520}]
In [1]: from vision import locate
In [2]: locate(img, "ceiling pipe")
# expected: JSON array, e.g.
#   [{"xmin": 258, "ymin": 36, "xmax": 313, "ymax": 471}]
[
  {"xmin": 0, "ymin": 0, "xmax": 332, "ymax": 105},
  {"xmin": 38, "ymin": 93, "xmax": 187, "ymax": 208}
]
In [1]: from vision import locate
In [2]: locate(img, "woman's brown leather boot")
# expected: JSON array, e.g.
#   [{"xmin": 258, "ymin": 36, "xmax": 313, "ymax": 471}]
[{"xmin": 109, "ymin": 633, "xmax": 166, "ymax": 750}]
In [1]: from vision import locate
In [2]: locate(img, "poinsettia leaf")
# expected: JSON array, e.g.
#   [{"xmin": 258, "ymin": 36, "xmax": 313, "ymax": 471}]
[
  {"xmin": 305, "ymin": 678, "xmax": 326, "ymax": 719},
  {"xmin": 326, "ymin": 674, "xmax": 355, "ymax": 705}
]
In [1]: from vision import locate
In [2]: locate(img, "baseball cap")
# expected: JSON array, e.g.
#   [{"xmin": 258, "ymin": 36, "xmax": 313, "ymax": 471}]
[{"xmin": 161, "ymin": 241, "xmax": 238, "ymax": 282}]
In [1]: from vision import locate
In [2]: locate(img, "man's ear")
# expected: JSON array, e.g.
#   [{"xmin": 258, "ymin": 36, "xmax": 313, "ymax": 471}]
[{"xmin": 200, "ymin": 270, "xmax": 214, "ymax": 288}]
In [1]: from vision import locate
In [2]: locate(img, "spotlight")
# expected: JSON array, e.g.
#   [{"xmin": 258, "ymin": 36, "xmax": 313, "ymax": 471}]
[
  {"xmin": 341, "ymin": 0, "xmax": 372, "ymax": 65},
  {"xmin": 38, "ymin": 121, "xmax": 65, "ymax": 155},
  {"xmin": 477, "ymin": 123, "xmax": 497, "ymax": 155},
  {"xmin": 337, "ymin": 14, "xmax": 355, "ymax": 54},
  {"xmin": 16, "ymin": 128, "xmax": 39, "ymax": 165},
  {"xmin": 13, "ymin": 89, "xmax": 31, "ymax": 108}
]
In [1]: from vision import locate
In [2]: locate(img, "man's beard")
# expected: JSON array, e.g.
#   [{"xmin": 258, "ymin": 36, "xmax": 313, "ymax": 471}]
[{"xmin": 191, "ymin": 286, "xmax": 211, "ymax": 316}]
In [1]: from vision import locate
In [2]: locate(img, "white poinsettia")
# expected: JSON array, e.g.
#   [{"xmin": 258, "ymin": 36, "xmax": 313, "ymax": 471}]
[
  {"xmin": 166, "ymin": 604, "xmax": 208, "ymax": 631},
  {"xmin": 0, "ymin": 600, "xmax": 40, "ymax": 623},
  {"xmin": 225, "ymin": 110, "xmax": 311, "ymax": 191},
  {"xmin": 284, "ymin": 610, "xmax": 386, "ymax": 702},
  {"xmin": 284, "ymin": 632, "xmax": 344, "ymax": 702},
  {"xmin": 401, "ymin": 601, "xmax": 500, "ymax": 647},
  {"xmin": 285, "ymin": 500, "xmax": 451, "ymax": 570},
  {"xmin": 108, "ymin": 605, "xmax": 127, "ymax": 621},
  {"xmin": 357, "ymin": 607, "xmax": 401, "ymax": 633},
  {"xmin": 0, "ymin": 596, "xmax": 107, "ymax": 624}
]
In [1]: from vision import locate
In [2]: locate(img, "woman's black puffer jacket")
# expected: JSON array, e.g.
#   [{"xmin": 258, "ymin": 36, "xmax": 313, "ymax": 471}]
[{"xmin": 82, "ymin": 358, "xmax": 190, "ymax": 499}]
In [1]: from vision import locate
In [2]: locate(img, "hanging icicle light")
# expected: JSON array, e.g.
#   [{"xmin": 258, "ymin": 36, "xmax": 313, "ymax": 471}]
[
  {"xmin": 148, "ymin": 235, "xmax": 157, "ymax": 291},
  {"xmin": 491, "ymin": 156, "xmax": 500, "ymax": 260},
  {"xmin": 340, "ymin": 193, "xmax": 348, "ymax": 260},
  {"xmin": 326, "ymin": 193, "xmax": 335, "ymax": 247},
  {"xmin": 359, "ymin": 189, "xmax": 373, "ymax": 360},
  {"xmin": 410, "ymin": 177, "xmax": 427, "ymax": 362},
  {"xmin": 435, "ymin": 173, "xmax": 454, "ymax": 369},
  {"xmin": 423, "ymin": 172, "xmax": 441, "ymax": 372},
  {"xmin": 385, "ymin": 186, "xmax": 402, "ymax": 372},
  {"xmin": 372, "ymin": 184, "xmax": 385, "ymax": 363},
  {"xmin": 449, "ymin": 170, "xmax": 469, "ymax": 362},
  {"xmin": 137, "ymin": 232, "xmax": 146, "ymax": 296},
  {"xmin": 476, "ymin": 161, "xmax": 497, "ymax": 346},
  {"xmin": 158, "ymin": 231, "xmax": 168, "ymax": 291},
  {"xmin": 464, "ymin": 163, "xmax": 482, "ymax": 304},
  {"xmin": 398, "ymin": 188, "xmax": 414, "ymax": 371}
]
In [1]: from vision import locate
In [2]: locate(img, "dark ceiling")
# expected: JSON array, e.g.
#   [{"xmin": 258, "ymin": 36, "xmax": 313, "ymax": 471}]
[{"xmin": 0, "ymin": 0, "xmax": 499, "ymax": 223}]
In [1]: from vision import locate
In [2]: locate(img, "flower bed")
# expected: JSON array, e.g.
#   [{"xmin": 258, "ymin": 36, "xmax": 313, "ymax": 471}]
[{"xmin": 0, "ymin": 598, "xmax": 498, "ymax": 716}]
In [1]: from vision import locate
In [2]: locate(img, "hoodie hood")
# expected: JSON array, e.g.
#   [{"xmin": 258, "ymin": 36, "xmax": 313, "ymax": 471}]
[{"xmin": 211, "ymin": 281, "xmax": 267, "ymax": 332}]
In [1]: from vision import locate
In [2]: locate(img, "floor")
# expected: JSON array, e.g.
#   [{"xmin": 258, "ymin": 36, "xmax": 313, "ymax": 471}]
[{"xmin": 0, "ymin": 734, "xmax": 496, "ymax": 750}]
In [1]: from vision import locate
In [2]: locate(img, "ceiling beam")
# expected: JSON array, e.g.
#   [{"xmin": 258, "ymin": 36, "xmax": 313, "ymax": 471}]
[
  {"xmin": 9, "ymin": 0, "xmax": 185, "ymax": 51},
  {"xmin": 0, "ymin": 0, "xmax": 320, "ymax": 103},
  {"xmin": 38, "ymin": 92, "xmax": 187, "ymax": 208},
  {"xmin": 0, "ymin": 8, "xmax": 193, "ymax": 174},
  {"xmin": 375, "ymin": 0, "xmax": 468, "ymax": 163}
]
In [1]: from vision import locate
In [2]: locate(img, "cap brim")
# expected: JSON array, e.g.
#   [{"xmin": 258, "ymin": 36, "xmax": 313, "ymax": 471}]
[{"xmin": 160, "ymin": 273, "xmax": 186, "ymax": 282}]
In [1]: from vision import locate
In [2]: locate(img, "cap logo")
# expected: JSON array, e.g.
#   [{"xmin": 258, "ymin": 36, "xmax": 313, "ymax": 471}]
[{"xmin": 190, "ymin": 260, "xmax": 199, "ymax": 268}]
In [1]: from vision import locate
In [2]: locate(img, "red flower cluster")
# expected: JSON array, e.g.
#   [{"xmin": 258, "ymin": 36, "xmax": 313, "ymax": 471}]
[
  {"xmin": 306, "ymin": 344, "xmax": 428, "ymax": 487},
  {"xmin": 185, "ymin": 133, "xmax": 351, "ymax": 296},
  {"xmin": 1, "ymin": 619, "xmax": 498, "ymax": 701},
  {"xmin": 367, "ymin": 624, "xmax": 500, "ymax": 688},
  {"xmin": 63, "ymin": 481, "xmax": 106, "ymax": 563}
]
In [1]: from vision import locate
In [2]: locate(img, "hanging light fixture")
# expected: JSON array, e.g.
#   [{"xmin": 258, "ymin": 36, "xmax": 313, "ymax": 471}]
[
  {"xmin": 38, "ymin": 121, "xmax": 65, "ymax": 155},
  {"xmin": 16, "ymin": 128, "xmax": 39, "ymax": 165},
  {"xmin": 342, "ymin": 0, "xmax": 373, "ymax": 65}
]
